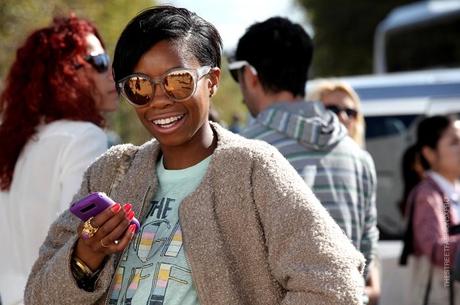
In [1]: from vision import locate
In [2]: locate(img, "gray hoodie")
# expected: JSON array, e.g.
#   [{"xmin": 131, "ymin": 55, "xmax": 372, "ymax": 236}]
[{"xmin": 241, "ymin": 100, "xmax": 379, "ymax": 277}]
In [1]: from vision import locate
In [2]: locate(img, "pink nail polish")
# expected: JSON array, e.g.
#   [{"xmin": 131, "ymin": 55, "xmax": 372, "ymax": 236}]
[
  {"xmin": 128, "ymin": 224, "xmax": 136, "ymax": 233},
  {"xmin": 111, "ymin": 203, "xmax": 121, "ymax": 213},
  {"xmin": 127, "ymin": 211, "xmax": 135, "ymax": 221}
]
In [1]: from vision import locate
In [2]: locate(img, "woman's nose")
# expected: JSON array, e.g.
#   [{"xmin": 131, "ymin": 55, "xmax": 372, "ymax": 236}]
[
  {"xmin": 107, "ymin": 69, "xmax": 115, "ymax": 81},
  {"xmin": 147, "ymin": 86, "xmax": 175, "ymax": 109}
]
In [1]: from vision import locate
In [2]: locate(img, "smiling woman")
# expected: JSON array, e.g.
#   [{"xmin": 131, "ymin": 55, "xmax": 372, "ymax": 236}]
[{"xmin": 25, "ymin": 6, "xmax": 365, "ymax": 305}]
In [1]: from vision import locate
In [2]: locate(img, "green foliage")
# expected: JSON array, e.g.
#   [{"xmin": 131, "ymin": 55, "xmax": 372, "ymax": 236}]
[
  {"xmin": 297, "ymin": 0, "xmax": 417, "ymax": 76},
  {"xmin": 0, "ymin": 0, "xmax": 250, "ymax": 144},
  {"xmin": 212, "ymin": 59, "xmax": 248, "ymax": 128},
  {"xmin": 0, "ymin": 0, "xmax": 154, "ymax": 144}
]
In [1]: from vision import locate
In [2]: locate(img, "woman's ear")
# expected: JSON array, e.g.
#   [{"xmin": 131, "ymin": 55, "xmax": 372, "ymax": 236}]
[{"xmin": 208, "ymin": 67, "xmax": 221, "ymax": 97}]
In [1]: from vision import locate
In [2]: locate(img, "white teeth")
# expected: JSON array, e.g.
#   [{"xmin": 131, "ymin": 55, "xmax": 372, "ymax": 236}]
[{"xmin": 153, "ymin": 115, "xmax": 184, "ymax": 126}]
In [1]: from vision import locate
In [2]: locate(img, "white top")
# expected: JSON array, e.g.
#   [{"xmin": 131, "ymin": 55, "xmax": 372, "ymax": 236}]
[{"xmin": 0, "ymin": 120, "xmax": 108, "ymax": 305}]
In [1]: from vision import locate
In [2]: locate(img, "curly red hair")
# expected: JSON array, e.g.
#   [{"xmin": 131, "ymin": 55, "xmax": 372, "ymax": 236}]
[{"xmin": 0, "ymin": 14, "xmax": 106, "ymax": 190}]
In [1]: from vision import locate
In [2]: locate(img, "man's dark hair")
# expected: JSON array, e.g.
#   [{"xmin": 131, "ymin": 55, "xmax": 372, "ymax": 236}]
[
  {"xmin": 113, "ymin": 5, "xmax": 222, "ymax": 83},
  {"xmin": 235, "ymin": 17, "xmax": 313, "ymax": 97}
]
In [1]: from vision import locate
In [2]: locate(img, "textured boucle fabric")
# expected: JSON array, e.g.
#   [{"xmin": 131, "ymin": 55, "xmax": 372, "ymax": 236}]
[{"xmin": 25, "ymin": 122, "xmax": 365, "ymax": 305}]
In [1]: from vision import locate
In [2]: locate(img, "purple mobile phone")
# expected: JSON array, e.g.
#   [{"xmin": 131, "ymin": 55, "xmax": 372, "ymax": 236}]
[{"xmin": 70, "ymin": 192, "xmax": 140, "ymax": 232}]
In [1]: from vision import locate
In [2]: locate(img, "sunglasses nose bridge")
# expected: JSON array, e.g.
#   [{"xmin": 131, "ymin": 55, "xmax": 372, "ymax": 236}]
[
  {"xmin": 141, "ymin": 77, "xmax": 175, "ymax": 108},
  {"xmin": 150, "ymin": 77, "xmax": 169, "ymax": 100}
]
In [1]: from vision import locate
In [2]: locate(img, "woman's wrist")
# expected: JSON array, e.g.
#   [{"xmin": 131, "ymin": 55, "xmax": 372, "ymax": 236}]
[
  {"xmin": 74, "ymin": 237, "xmax": 107, "ymax": 271},
  {"xmin": 70, "ymin": 242, "xmax": 107, "ymax": 292},
  {"xmin": 70, "ymin": 255, "xmax": 101, "ymax": 292},
  {"xmin": 73, "ymin": 256, "xmax": 96, "ymax": 277}
]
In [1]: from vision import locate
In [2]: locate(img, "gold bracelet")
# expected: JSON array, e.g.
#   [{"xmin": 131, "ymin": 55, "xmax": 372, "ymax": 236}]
[{"xmin": 73, "ymin": 256, "xmax": 94, "ymax": 277}]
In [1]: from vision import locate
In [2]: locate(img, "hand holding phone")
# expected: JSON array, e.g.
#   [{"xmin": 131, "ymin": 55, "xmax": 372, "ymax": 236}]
[{"xmin": 70, "ymin": 192, "xmax": 140, "ymax": 232}]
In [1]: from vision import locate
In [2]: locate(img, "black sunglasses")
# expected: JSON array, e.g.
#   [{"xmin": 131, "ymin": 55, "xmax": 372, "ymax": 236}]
[
  {"xmin": 228, "ymin": 60, "xmax": 257, "ymax": 83},
  {"xmin": 84, "ymin": 53, "xmax": 110, "ymax": 73},
  {"xmin": 326, "ymin": 105, "xmax": 358, "ymax": 118}
]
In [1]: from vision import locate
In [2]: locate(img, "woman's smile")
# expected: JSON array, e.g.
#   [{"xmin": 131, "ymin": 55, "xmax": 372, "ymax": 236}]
[{"xmin": 149, "ymin": 113, "xmax": 186, "ymax": 133}]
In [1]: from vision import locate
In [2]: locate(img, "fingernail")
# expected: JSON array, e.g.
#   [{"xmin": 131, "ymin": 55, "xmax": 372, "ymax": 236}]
[
  {"xmin": 127, "ymin": 211, "xmax": 135, "ymax": 221},
  {"xmin": 128, "ymin": 224, "xmax": 136, "ymax": 234},
  {"xmin": 123, "ymin": 203, "xmax": 132, "ymax": 212},
  {"xmin": 111, "ymin": 203, "xmax": 121, "ymax": 213}
]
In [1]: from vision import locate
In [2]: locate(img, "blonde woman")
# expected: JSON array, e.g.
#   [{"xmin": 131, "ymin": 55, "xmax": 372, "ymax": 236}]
[{"xmin": 309, "ymin": 80, "xmax": 366, "ymax": 148}]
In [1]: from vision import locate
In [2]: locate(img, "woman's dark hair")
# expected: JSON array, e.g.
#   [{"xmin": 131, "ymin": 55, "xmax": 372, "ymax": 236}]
[
  {"xmin": 415, "ymin": 115, "xmax": 453, "ymax": 170},
  {"xmin": 235, "ymin": 17, "xmax": 313, "ymax": 97},
  {"xmin": 0, "ymin": 14, "xmax": 105, "ymax": 191},
  {"xmin": 112, "ymin": 6, "xmax": 222, "ymax": 84},
  {"xmin": 398, "ymin": 144, "xmax": 423, "ymax": 216}
]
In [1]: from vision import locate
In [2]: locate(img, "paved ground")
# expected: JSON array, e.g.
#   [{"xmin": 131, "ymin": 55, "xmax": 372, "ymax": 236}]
[{"xmin": 378, "ymin": 240, "xmax": 411, "ymax": 305}]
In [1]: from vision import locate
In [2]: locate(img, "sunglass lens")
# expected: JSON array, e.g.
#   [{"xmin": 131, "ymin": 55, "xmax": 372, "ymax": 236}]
[
  {"xmin": 96, "ymin": 54, "xmax": 109, "ymax": 72},
  {"xmin": 326, "ymin": 106, "xmax": 340, "ymax": 114},
  {"xmin": 163, "ymin": 71, "xmax": 195, "ymax": 100},
  {"xmin": 345, "ymin": 109, "xmax": 358, "ymax": 118},
  {"xmin": 326, "ymin": 105, "xmax": 358, "ymax": 118},
  {"xmin": 229, "ymin": 69, "xmax": 239, "ymax": 83},
  {"xmin": 86, "ymin": 54, "xmax": 109, "ymax": 73},
  {"xmin": 122, "ymin": 76, "xmax": 153, "ymax": 106}
]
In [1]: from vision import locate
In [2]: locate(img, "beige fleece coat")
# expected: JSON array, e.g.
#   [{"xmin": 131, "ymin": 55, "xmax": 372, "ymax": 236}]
[{"xmin": 25, "ymin": 123, "xmax": 365, "ymax": 305}]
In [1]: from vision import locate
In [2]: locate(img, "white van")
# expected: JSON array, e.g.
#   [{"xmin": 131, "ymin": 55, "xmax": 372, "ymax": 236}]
[
  {"xmin": 308, "ymin": 0, "xmax": 460, "ymax": 239},
  {"xmin": 341, "ymin": 68, "xmax": 460, "ymax": 238},
  {"xmin": 308, "ymin": 69, "xmax": 460, "ymax": 304}
]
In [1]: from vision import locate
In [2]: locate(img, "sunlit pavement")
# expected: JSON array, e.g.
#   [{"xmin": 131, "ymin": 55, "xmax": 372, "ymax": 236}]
[{"xmin": 378, "ymin": 240, "xmax": 410, "ymax": 305}]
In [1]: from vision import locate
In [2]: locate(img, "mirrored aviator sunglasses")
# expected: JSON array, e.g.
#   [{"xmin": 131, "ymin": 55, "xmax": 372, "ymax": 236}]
[
  {"xmin": 85, "ymin": 53, "xmax": 110, "ymax": 73},
  {"xmin": 118, "ymin": 66, "xmax": 211, "ymax": 107}
]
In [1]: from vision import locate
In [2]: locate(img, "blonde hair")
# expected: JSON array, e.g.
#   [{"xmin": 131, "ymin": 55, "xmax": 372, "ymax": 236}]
[{"xmin": 308, "ymin": 79, "xmax": 365, "ymax": 148}]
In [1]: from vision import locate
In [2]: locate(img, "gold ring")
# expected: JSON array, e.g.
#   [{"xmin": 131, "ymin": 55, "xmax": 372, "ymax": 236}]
[
  {"xmin": 100, "ymin": 239, "xmax": 110, "ymax": 248},
  {"xmin": 81, "ymin": 217, "xmax": 99, "ymax": 240}
]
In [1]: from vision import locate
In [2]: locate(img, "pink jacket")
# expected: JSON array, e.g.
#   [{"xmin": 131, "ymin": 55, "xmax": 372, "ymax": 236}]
[{"xmin": 411, "ymin": 176, "xmax": 460, "ymax": 267}]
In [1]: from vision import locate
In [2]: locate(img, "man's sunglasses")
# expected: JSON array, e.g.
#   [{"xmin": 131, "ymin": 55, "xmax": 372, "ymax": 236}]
[
  {"xmin": 326, "ymin": 105, "xmax": 358, "ymax": 119},
  {"xmin": 228, "ymin": 60, "xmax": 257, "ymax": 83},
  {"xmin": 85, "ymin": 53, "xmax": 110, "ymax": 73},
  {"xmin": 117, "ymin": 66, "xmax": 211, "ymax": 107}
]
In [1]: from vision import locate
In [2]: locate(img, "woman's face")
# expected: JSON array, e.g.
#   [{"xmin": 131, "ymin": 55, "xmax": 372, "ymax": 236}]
[
  {"xmin": 321, "ymin": 89, "xmax": 358, "ymax": 131},
  {"xmin": 130, "ymin": 40, "xmax": 219, "ymax": 149},
  {"xmin": 427, "ymin": 122, "xmax": 460, "ymax": 181},
  {"xmin": 83, "ymin": 34, "xmax": 119, "ymax": 113}
]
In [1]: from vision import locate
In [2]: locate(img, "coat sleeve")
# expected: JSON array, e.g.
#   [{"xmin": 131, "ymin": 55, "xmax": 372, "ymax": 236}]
[
  {"xmin": 252, "ymin": 145, "xmax": 365, "ymax": 305},
  {"xmin": 24, "ymin": 147, "xmax": 125, "ymax": 305}
]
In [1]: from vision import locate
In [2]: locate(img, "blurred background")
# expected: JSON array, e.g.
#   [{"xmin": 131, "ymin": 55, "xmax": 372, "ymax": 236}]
[
  {"xmin": 1, "ymin": 1, "xmax": 459, "ymax": 304},
  {"xmin": 0, "ymin": 0, "xmax": 427, "ymax": 145}
]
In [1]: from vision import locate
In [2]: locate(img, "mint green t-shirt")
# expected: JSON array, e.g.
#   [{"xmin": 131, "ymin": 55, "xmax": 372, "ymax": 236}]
[{"xmin": 109, "ymin": 156, "xmax": 211, "ymax": 305}]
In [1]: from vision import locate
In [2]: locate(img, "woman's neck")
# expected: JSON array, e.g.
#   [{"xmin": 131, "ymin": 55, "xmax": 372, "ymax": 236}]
[{"xmin": 160, "ymin": 123, "xmax": 216, "ymax": 170}]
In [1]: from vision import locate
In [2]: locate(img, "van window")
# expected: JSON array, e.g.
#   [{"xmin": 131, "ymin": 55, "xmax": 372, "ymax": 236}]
[{"xmin": 365, "ymin": 115, "xmax": 418, "ymax": 139}]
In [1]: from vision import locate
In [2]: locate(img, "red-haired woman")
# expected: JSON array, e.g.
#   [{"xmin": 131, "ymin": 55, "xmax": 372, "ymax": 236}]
[{"xmin": 0, "ymin": 15, "xmax": 118, "ymax": 305}]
